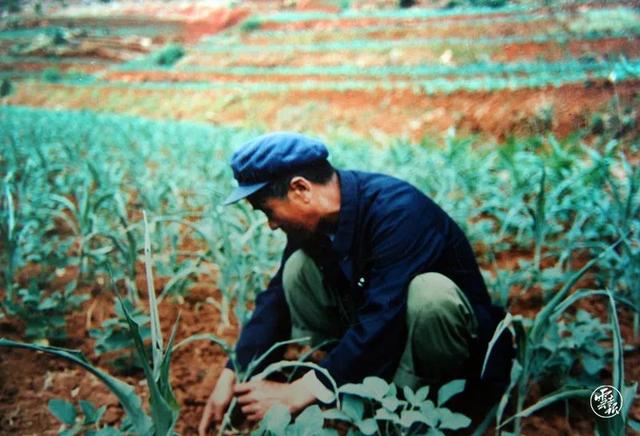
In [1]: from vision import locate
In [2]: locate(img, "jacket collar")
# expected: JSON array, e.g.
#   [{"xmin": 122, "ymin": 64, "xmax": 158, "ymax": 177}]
[{"xmin": 332, "ymin": 169, "xmax": 357, "ymax": 256}]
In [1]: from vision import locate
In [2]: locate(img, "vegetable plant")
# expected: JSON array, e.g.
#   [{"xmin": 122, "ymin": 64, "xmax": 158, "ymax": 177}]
[
  {"xmin": 0, "ymin": 210, "xmax": 180, "ymax": 435},
  {"xmin": 48, "ymin": 398, "xmax": 114, "ymax": 436},
  {"xmin": 89, "ymin": 297, "xmax": 151, "ymax": 372},
  {"xmin": 322, "ymin": 377, "xmax": 471, "ymax": 435}
]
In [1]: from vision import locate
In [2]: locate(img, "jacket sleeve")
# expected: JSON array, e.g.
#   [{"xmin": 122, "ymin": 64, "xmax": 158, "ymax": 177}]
[
  {"xmin": 225, "ymin": 240, "xmax": 298, "ymax": 374},
  {"xmin": 317, "ymin": 188, "xmax": 447, "ymax": 386}
]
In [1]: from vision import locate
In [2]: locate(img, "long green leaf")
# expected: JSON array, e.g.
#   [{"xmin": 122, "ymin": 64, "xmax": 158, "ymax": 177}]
[
  {"xmin": 481, "ymin": 312, "xmax": 513, "ymax": 379},
  {"xmin": 253, "ymin": 360, "xmax": 340, "ymax": 407},
  {"xmin": 119, "ymin": 296, "xmax": 176, "ymax": 436},
  {"xmin": 0, "ymin": 338, "xmax": 152, "ymax": 434},
  {"xmin": 4, "ymin": 183, "xmax": 16, "ymax": 241},
  {"xmin": 143, "ymin": 210, "xmax": 163, "ymax": 379},
  {"xmin": 551, "ymin": 290, "xmax": 637, "ymax": 320},
  {"xmin": 608, "ymin": 290, "xmax": 623, "ymax": 392},
  {"xmin": 173, "ymin": 333, "xmax": 232, "ymax": 355},
  {"xmin": 496, "ymin": 359, "xmax": 522, "ymax": 428},
  {"xmin": 530, "ymin": 240, "xmax": 621, "ymax": 342},
  {"xmin": 244, "ymin": 337, "xmax": 311, "ymax": 380},
  {"xmin": 499, "ymin": 388, "xmax": 591, "ymax": 428},
  {"xmin": 4, "ymin": 176, "xmax": 15, "ymax": 242},
  {"xmin": 532, "ymin": 165, "xmax": 546, "ymax": 271},
  {"xmin": 157, "ymin": 263, "xmax": 207, "ymax": 303},
  {"xmin": 159, "ymin": 314, "xmax": 181, "ymax": 411}
]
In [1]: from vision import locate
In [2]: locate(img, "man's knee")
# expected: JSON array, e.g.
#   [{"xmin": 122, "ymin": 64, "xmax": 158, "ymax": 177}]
[
  {"xmin": 404, "ymin": 272, "xmax": 478, "ymax": 380},
  {"xmin": 282, "ymin": 249, "xmax": 342, "ymax": 343},
  {"xmin": 406, "ymin": 272, "xmax": 468, "ymax": 321},
  {"xmin": 282, "ymin": 250, "xmax": 330, "ymax": 312},
  {"xmin": 282, "ymin": 249, "xmax": 308, "ymax": 297},
  {"xmin": 282, "ymin": 249, "xmax": 325, "ymax": 308}
]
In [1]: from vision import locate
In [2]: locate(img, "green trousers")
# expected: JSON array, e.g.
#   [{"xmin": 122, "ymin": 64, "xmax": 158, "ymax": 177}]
[{"xmin": 282, "ymin": 249, "xmax": 479, "ymax": 389}]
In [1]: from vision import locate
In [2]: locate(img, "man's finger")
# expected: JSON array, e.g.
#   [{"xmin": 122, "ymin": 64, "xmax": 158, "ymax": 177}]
[
  {"xmin": 198, "ymin": 402, "xmax": 214, "ymax": 436},
  {"xmin": 246, "ymin": 412, "xmax": 262, "ymax": 422},
  {"xmin": 236, "ymin": 392, "xmax": 256, "ymax": 405},
  {"xmin": 233, "ymin": 382, "xmax": 254, "ymax": 394},
  {"xmin": 241, "ymin": 403, "xmax": 259, "ymax": 415},
  {"xmin": 213, "ymin": 404, "xmax": 224, "ymax": 423}
]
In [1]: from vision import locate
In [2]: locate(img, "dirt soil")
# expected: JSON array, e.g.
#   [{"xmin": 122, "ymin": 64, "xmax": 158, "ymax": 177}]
[
  {"xmin": 238, "ymin": 19, "xmax": 566, "ymax": 45},
  {"xmin": 0, "ymin": 264, "xmax": 240, "ymax": 435},
  {"xmin": 1, "ymin": 253, "xmax": 639, "ymax": 435},
  {"xmin": 178, "ymin": 36, "xmax": 640, "ymax": 68},
  {"xmin": 256, "ymin": 1, "xmax": 639, "ymax": 32},
  {"xmin": 8, "ymin": 79, "xmax": 639, "ymax": 144}
]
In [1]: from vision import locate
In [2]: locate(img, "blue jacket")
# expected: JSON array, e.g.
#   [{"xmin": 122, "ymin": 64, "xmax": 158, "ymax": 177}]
[{"xmin": 227, "ymin": 169, "xmax": 500, "ymax": 385}]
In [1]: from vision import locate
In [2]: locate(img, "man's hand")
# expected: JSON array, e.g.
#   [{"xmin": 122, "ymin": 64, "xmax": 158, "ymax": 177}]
[
  {"xmin": 199, "ymin": 367, "xmax": 236, "ymax": 436},
  {"xmin": 234, "ymin": 378, "xmax": 317, "ymax": 422}
]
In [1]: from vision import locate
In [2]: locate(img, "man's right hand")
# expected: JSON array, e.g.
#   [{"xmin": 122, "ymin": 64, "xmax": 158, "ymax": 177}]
[{"xmin": 198, "ymin": 367, "xmax": 236, "ymax": 436}]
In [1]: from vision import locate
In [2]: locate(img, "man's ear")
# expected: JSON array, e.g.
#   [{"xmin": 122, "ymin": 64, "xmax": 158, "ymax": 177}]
[{"xmin": 288, "ymin": 176, "xmax": 312, "ymax": 203}]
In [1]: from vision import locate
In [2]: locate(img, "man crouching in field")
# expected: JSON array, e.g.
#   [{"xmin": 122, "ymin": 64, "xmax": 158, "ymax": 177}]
[{"xmin": 199, "ymin": 132, "xmax": 512, "ymax": 434}]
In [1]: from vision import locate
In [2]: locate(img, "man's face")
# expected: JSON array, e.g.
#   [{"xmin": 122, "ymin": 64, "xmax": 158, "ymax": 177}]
[{"xmin": 252, "ymin": 195, "xmax": 318, "ymax": 240}]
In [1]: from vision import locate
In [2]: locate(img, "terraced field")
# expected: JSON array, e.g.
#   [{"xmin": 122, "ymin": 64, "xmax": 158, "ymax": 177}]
[{"xmin": 2, "ymin": 1, "xmax": 639, "ymax": 142}]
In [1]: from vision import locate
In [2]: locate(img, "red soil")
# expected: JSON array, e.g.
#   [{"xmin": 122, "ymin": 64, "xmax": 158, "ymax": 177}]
[
  {"xmin": 256, "ymin": 2, "xmax": 640, "ymax": 32},
  {"xmin": 9, "ymin": 79, "xmax": 637, "ymax": 143},
  {"xmin": 241, "ymin": 19, "xmax": 565, "ymax": 45},
  {"xmin": 494, "ymin": 37, "xmax": 640, "ymax": 63},
  {"xmin": 181, "ymin": 7, "xmax": 251, "ymax": 43},
  {"xmin": 1, "ymin": 251, "xmax": 638, "ymax": 435},
  {"xmin": 0, "ymin": 264, "xmax": 238, "ymax": 435},
  {"xmin": 171, "ymin": 36, "xmax": 640, "ymax": 68},
  {"xmin": 0, "ymin": 62, "xmax": 107, "ymax": 74}
]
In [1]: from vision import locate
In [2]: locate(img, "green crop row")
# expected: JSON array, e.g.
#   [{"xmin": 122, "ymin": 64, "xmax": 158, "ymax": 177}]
[
  {"xmin": 43, "ymin": 58, "xmax": 639, "ymax": 94},
  {"xmin": 1, "ymin": 105, "xmax": 638, "ymax": 432},
  {"xmin": 242, "ymin": 2, "xmax": 635, "ymax": 25},
  {"xmin": 0, "ymin": 55, "xmax": 114, "ymax": 65},
  {"xmin": 208, "ymin": 12, "xmax": 556, "ymax": 43},
  {"xmin": 0, "ymin": 71, "xmax": 41, "ymax": 79},
  {"xmin": 0, "ymin": 26, "xmax": 72, "ymax": 40},
  {"xmin": 251, "ymin": 4, "xmax": 542, "ymax": 24},
  {"xmin": 0, "ymin": 25, "xmax": 172, "ymax": 40},
  {"xmin": 163, "ymin": 58, "xmax": 637, "ymax": 79},
  {"xmin": 1, "ymin": 104, "xmax": 638, "ymax": 326},
  {"xmin": 195, "ymin": 30, "xmax": 640, "ymax": 53}
]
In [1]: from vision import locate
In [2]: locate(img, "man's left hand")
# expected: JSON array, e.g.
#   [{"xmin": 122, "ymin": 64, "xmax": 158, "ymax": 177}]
[{"xmin": 234, "ymin": 378, "xmax": 316, "ymax": 422}]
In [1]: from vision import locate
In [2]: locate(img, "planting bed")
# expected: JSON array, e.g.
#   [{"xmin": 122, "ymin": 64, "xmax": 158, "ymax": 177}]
[
  {"xmin": 1, "ymin": 261, "xmax": 637, "ymax": 435},
  {"xmin": 184, "ymin": 36, "xmax": 640, "ymax": 67},
  {"xmin": 6, "ymin": 78, "xmax": 640, "ymax": 142}
]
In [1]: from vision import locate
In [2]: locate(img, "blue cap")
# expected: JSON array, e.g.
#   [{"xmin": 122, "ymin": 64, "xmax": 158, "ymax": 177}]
[{"xmin": 223, "ymin": 132, "xmax": 329, "ymax": 205}]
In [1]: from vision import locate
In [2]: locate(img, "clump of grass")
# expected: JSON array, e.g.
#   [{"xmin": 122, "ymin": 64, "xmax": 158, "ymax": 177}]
[
  {"xmin": 398, "ymin": 0, "xmax": 416, "ymax": 8},
  {"xmin": 446, "ymin": 0, "xmax": 507, "ymax": 8},
  {"xmin": 42, "ymin": 68, "xmax": 62, "ymax": 83},
  {"xmin": 0, "ymin": 79, "xmax": 12, "ymax": 97},
  {"xmin": 152, "ymin": 44, "xmax": 185, "ymax": 67},
  {"xmin": 567, "ymin": 7, "xmax": 640, "ymax": 35},
  {"xmin": 240, "ymin": 16, "xmax": 263, "ymax": 32}
]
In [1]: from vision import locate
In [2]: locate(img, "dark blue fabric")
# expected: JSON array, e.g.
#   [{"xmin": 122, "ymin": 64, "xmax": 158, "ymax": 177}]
[
  {"xmin": 230, "ymin": 132, "xmax": 329, "ymax": 184},
  {"xmin": 227, "ymin": 169, "xmax": 498, "ymax": 386}
]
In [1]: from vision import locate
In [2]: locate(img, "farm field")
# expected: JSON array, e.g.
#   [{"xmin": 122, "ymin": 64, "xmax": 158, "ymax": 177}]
[{"xmin": 1, "ymin": 0, "xmax": 639, "ymax": 435}]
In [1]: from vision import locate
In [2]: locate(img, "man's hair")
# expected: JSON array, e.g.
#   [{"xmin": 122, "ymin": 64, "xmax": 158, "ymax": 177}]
[{"xmin": 248, "ymin": 159, "xmax": 335, "ymax": 206}]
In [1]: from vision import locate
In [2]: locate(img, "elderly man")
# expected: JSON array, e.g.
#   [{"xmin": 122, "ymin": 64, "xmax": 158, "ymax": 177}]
[{"xmin": 199, "ymin": 132, "xmax": 510, "ymax": 434}]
